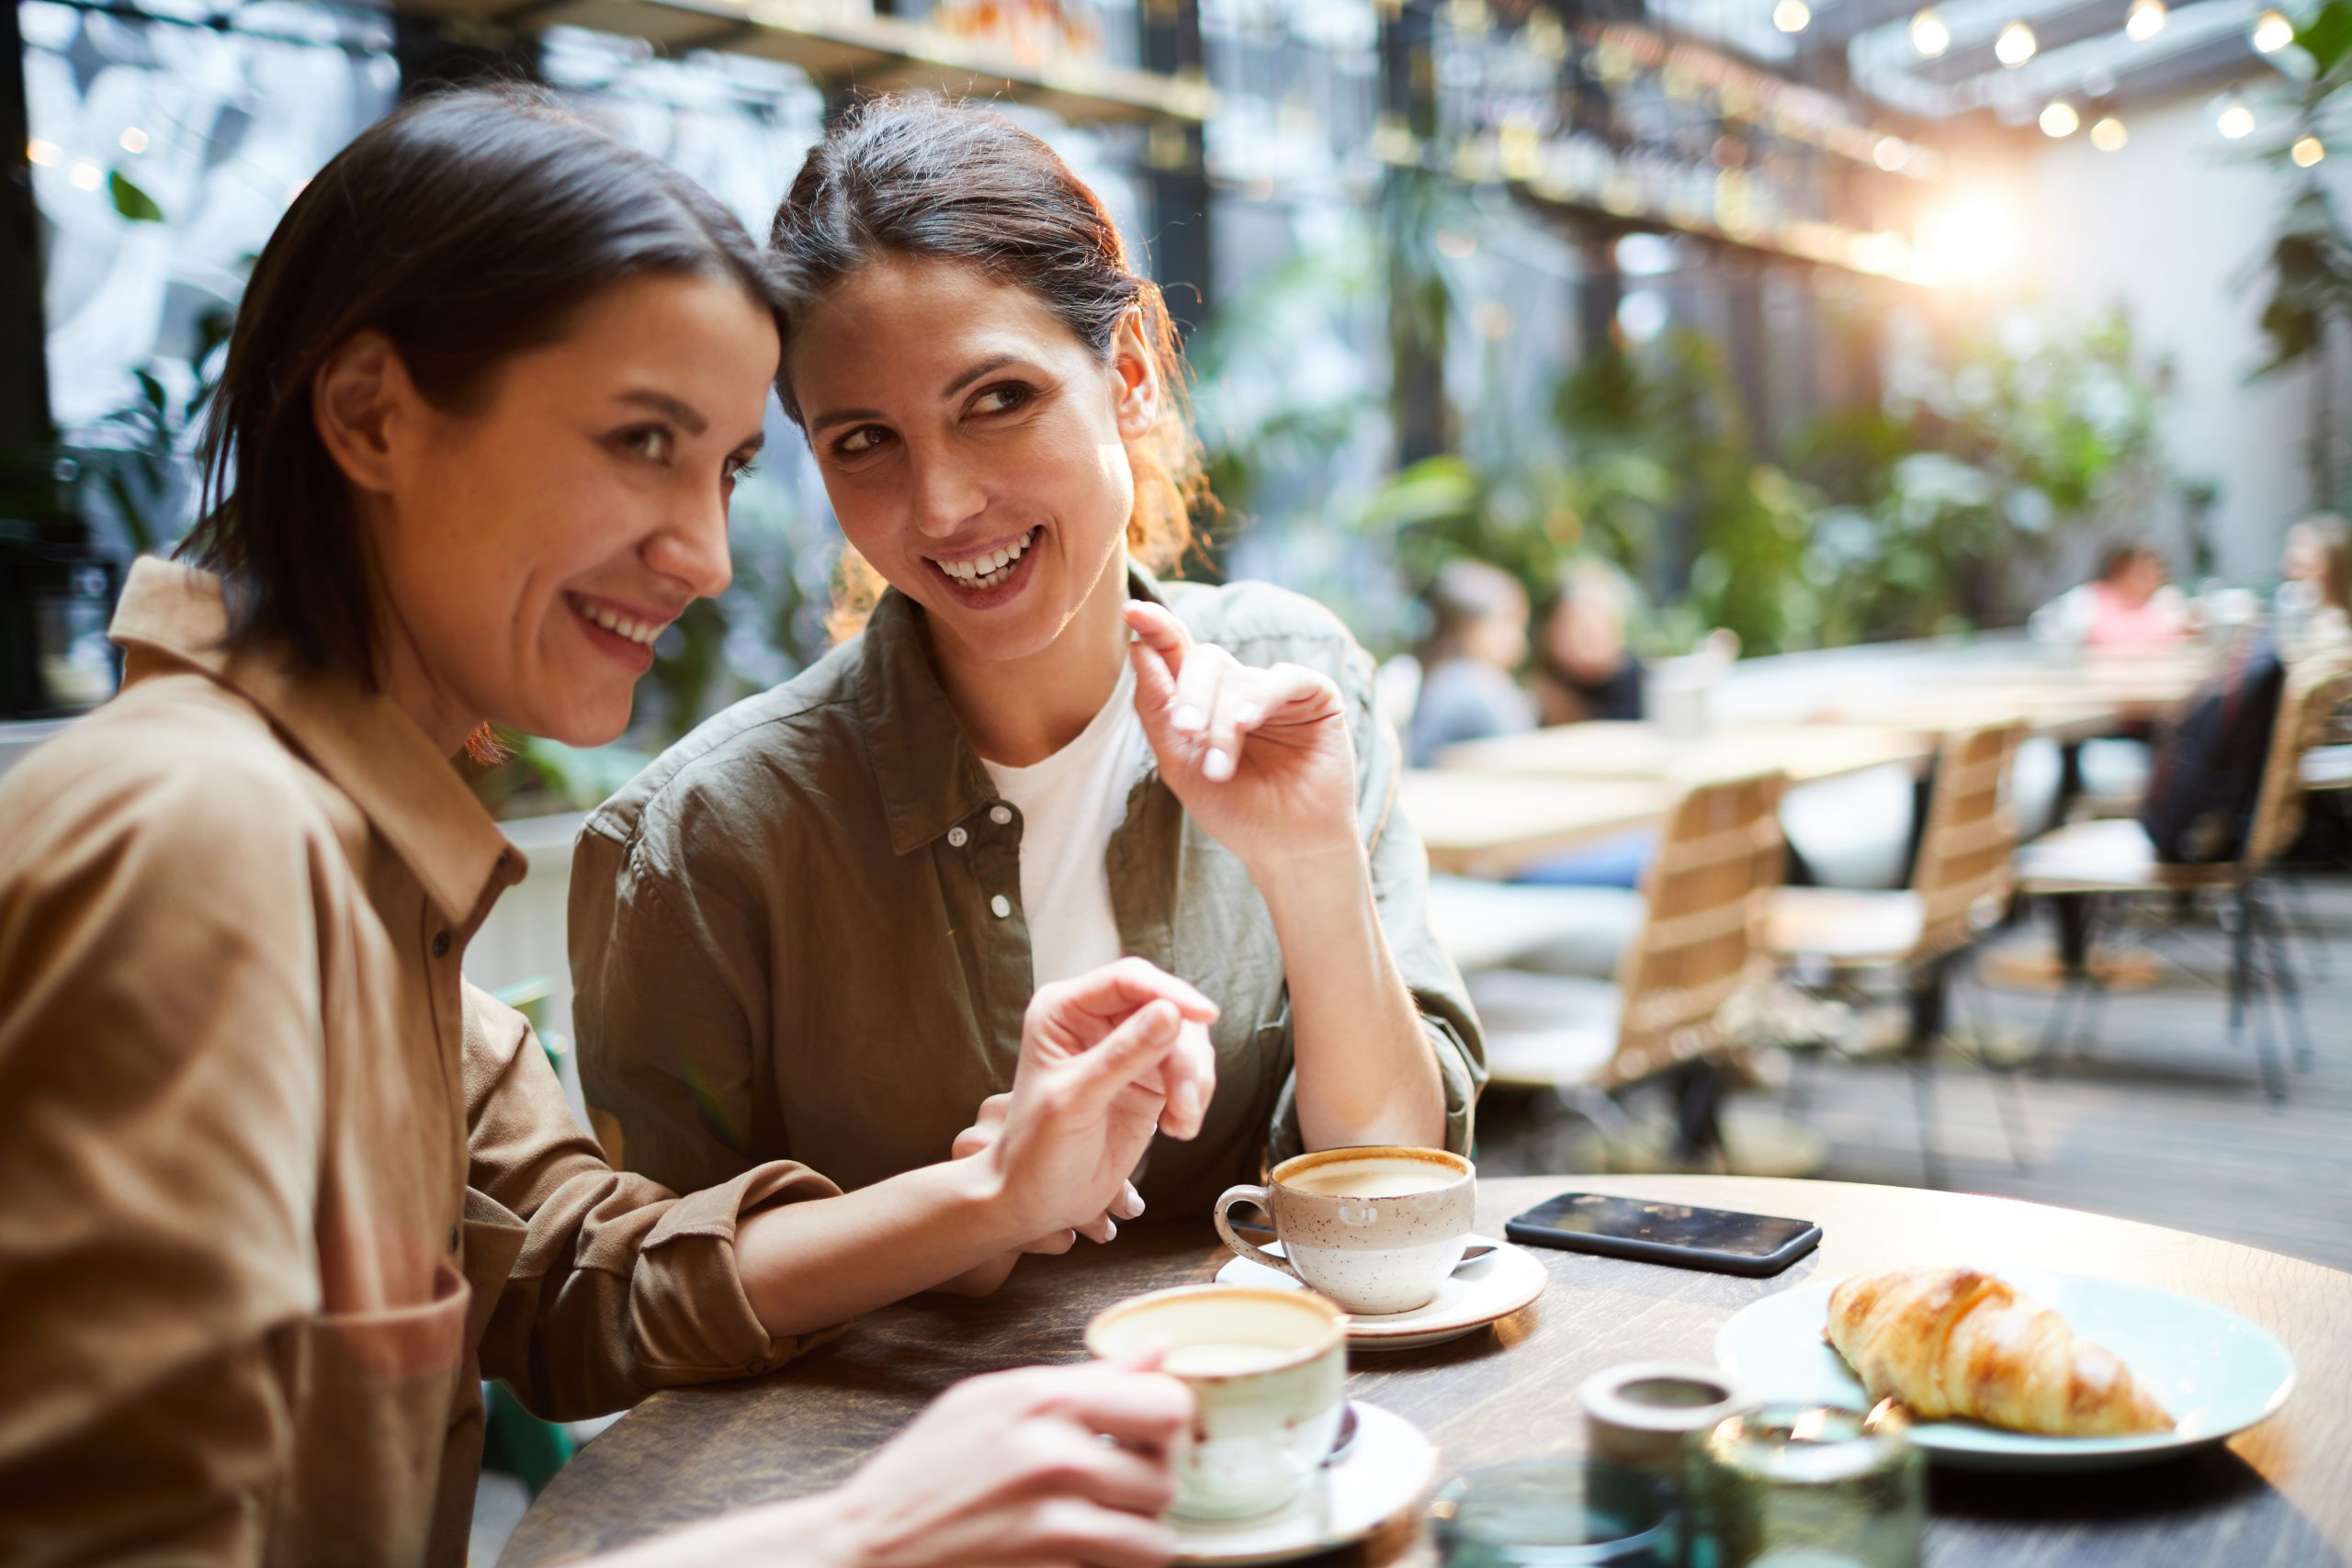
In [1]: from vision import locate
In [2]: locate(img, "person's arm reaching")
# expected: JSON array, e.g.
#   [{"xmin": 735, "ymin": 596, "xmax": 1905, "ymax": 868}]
[
  {"xmin": 1125, "ymin": 600, "xmax": 1447, "ymax": 1151},
  {"xmin": 586, "ymin": 1359, "xmax": 1191, "ymax": 1568}
]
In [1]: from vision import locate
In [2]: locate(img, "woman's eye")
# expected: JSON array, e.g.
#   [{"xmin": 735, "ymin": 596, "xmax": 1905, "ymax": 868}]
[
  {"xmin": 971, "ymin": 382, "xmax": 1033, "ymax": 416},
  {"xmin": 619, "ymin": 426, "xmax": 673, "ymax": 464},
  {"xmin": 724, "ymin": 455, "xmax": 760, "ymax": 486},
  {"xmin": 836, "ymin": 424, "xmax": 890, "ymax": 457}
]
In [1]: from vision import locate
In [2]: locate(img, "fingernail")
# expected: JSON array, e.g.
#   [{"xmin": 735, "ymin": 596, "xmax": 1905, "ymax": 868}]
[
  {"xmin": 1237, "ymin": 704, "xmax": 1263, "ymax": 726},
  {"xmin": 1172, "ymin": 705, "xmax": 1204, "ymax": 732},
  {"xmin": 1203, "ymin": 749, "xmax": 1234, "ymax": 781},
  {"xmin": 1130, "ymin": 1192, "xmax": 1147, "ymax": 1216},
  {"xmin": 1104, "ymin": 1220, "xmax": 1118, "ymax": 1243}
]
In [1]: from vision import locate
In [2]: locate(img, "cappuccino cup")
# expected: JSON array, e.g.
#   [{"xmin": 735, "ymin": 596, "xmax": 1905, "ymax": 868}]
[
  {"xmin": 1085, "ymin": 1284, "xmax": 1347, "ymax": 1520},
  {"xmin": 1214, "ymin": 1145, "xmax": 1475, "ymax": 1315}
]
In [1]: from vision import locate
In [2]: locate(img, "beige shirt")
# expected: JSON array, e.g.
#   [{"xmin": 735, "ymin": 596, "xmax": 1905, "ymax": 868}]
[
  {"xmin": 0, "ymin": 560, "xmax": 839, "ymax": 1567},
  {"xmin": 572, "ymin": 568, "xmax": 1485, "ymax": 1218}
]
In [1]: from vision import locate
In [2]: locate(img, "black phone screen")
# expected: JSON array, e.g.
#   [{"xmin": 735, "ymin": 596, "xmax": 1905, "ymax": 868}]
[{"xmin": 1512, "ymin": 1191, "xmax": 1815, "ymax": 1258}]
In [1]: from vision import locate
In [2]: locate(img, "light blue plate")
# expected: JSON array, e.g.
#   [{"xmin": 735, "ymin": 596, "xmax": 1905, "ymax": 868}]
[{"xmin": 1712, "ymin": 1271, "xmax": 2296, "ymax": 1472}]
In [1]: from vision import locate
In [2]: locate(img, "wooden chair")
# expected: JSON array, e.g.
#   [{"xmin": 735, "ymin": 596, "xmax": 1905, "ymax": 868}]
[
  {"xmin": 2014, "ymin": 664, "xmax": 2352, "ymax": 1100},
  {"xmin": 1761, "ymin": 721, "xmax": 2030, "ymax": 1185},
  {"xmin": 1465, "ymin": 770, "xmax": 1786, "ymax": 1166}
]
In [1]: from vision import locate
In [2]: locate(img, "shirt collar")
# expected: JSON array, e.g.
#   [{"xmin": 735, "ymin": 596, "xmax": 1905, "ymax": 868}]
[
  {"xmin": 856, "ymin": 559, "xmax": 1168, "ymax": 855},
  {"xmin": 108, "ymin": 558, "xmax": 525, "ymax": 929}
]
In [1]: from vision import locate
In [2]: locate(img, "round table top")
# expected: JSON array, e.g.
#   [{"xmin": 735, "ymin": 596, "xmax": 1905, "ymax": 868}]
[{"xmin": 501, "ymin": 1175, "xmax": 2352, "ymax": 1566}]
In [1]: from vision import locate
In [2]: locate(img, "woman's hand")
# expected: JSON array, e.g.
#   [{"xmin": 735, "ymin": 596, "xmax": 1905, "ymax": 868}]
[
  {"xmin": 1124, "ymin": 600, "xmax": 1361, "ymax": 875},
  {"xmin": 978, "ymin": 958, "xmax": 1219, "ymax": 1248},
  {"xmin": 594, "ymin": 1360, "xmax": 1189, "ymax": 1568}
]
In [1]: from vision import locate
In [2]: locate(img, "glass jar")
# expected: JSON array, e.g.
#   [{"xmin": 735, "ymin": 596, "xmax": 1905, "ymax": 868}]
[
  {"xmin": 1696, "ymin": 1403, "xmax": 1923, "ymax": 1568},
  {"xmin": 1430, "ymin": 1459, "xmax": 1682, "ymax": 1567}
]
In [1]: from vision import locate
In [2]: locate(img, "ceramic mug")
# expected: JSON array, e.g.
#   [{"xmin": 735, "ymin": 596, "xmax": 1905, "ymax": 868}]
[
  {"xmin": 1213, "ymin": 1145, "xmax": 1476, "ymax": 1315},
  {"xmin": 1085, "ymin": 1283, "xmax": 1348, "ymax": 1520}
]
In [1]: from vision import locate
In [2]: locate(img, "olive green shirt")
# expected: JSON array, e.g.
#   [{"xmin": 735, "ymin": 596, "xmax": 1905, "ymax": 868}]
[{"xmin": 571, "ymin": 568, "xmax": 1484, "ymax": 1217}]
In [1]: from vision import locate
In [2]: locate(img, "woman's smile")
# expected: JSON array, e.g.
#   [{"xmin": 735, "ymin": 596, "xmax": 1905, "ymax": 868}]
[
  {"xmin": 927, "ymin": 525, "xmax": 1045, "ymax": 605},
  {"xmin": 566, "ymin": 589, "xmax": 676, "ymax": 673}
]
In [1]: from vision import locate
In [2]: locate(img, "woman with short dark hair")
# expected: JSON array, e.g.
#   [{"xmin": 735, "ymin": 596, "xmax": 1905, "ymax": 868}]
[
  {"xmin": 0, "ymin": 87, "xmax": 1204, "ymax": 1567},
  {"xmin": 573, "ymin": 97, "xmax": 1485, "ymax": 1282}
]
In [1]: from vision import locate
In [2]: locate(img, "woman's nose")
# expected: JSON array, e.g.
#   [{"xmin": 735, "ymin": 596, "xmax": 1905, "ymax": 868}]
[
  {"xmin": 908, "ymin": 450, "xmax": 986, "ymax": 538},
  {"xmin": 645, "ymin": 491, "xmax": 734, "ymax": 601}
]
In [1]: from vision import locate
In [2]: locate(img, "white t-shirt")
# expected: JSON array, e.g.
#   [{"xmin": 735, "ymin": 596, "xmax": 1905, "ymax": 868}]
[{"xmin": 981, "ymin": 660, "xmax": 1154, "ymax": 987}]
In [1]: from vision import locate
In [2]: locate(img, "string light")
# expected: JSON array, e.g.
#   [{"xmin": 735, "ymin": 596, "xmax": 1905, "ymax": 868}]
[
  {"xmin": 2294, "ymin": 135, "xmax": 2326, "ymax": 166},
  {"xmin": 1910, "ymin": 6, "xmax": 1951, "ymax": 56},
  {"xmin": 119, "ymin": 127, "xmax": 148, "ymax": 154},
  {"xmin": 1773, "ymin": 0, "xmax": 1812, "ymax": 33},
  {"xmin": 2040, "ymin": 101, "xmax": 2081, "ymax": 137},
  {"xmin": 2125, "ymin": 0, "xmax": 2165, "ymax": 41},
  {"xmin": 2218, "ymin": 98, "xmax": 2256, "ymax": 139},
  {"xmin": 2253, "ymin": 8, "xmax": 2294, "ymax": 51},
  {"xmin": 26, "ymin": 139, "xmax": 60, "ymax": 166},
  {"xmin": 2091, "ymin": 117, "xmax": 2129, "ymax": 151},
  {"xmin": 1996, "ymin": 20, "xmax": 2038, "ymax": 65},
  {"xmin": 68, "ymin": 159, "xmax": 101, "ymax": 190}
]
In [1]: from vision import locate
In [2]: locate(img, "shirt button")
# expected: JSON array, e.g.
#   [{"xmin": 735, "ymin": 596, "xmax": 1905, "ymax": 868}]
[
  {"xmin": 447, "ymin": 1225, "xmax": 461, "ymax": 1252},
  {"xmin": 990, "ymin": 894, "xmax": 1012, "ymax": 919},
  {"xmin": 431, "ymin": 931, "xmax": 451, "ymax": 958},
  {"xmin": 947, "ymin": 826, "xmax": 968, "ymax": 848},
  {"xmin": 989, "ymin": 805, "xmax": 1013, "ymax": 826}
]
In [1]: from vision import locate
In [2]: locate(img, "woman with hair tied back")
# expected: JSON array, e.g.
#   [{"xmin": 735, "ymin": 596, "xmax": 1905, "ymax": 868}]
[
  {"xmin": 574, "ymin": 96, "xmax": 1484, "ymax": 1285},
  {"xmin": 0, "ymin": 87, "xmax": 1211, "ymax": 1568}
]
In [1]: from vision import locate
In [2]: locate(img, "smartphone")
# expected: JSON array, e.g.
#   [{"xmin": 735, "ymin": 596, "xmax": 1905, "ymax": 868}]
[{"xmin": 1505, "ymin": 1190, "xmax": 1822, "ymax": 1277}]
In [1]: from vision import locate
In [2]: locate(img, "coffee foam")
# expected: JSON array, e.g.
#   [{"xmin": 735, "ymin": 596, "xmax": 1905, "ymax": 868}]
[{"xmin": 1282, "ymin": 1156, "xmax": 1457, "ymax": 1199}]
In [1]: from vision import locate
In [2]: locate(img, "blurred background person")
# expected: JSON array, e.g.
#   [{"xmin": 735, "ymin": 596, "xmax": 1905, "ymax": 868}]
[
  {"xmin": 2279, "ymin": 514, "xmax": 2352, "ymax": 658},
  {"xmin": 1406, "ymin": 558, "xmax": 1533, "ymax": 766},
  {"xmin": 1531, "ymin": 559, "xmax": 1645, "ymax": 727},
  {"xmin": 2035, "ymin": 540, "xmax": 2192, "ymax": 650}
]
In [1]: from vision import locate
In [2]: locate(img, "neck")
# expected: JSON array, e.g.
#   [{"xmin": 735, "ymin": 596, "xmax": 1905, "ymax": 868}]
[
  {"xmin": 930, "ymin": 551, "xmax": 1131, "ymax": 768},
  {"xmin": 360, "ymin": 513, "xmax": 480, "ymax": 760}
]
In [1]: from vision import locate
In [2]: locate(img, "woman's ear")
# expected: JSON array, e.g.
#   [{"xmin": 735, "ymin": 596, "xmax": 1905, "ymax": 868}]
[
  {"xmin": 311, "ymin": 330, "xmax": 419, "ymax": 495},
  {"xmin": 1109, "ymin": 309, "xmax": 1159, "ymax": 443}
]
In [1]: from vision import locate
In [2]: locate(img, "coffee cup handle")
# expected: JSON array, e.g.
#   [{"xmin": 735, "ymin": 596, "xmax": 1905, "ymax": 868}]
[{"xmin": 1214, "ymin": 1185, "xmax": 1299, "ymax": 1281}]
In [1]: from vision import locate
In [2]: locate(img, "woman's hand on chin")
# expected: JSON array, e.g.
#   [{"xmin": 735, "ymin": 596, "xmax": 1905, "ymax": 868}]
[
  {"xmin": 974, "ymin": 958, "xmax": 1219, "ymax": 1249},
  {"xmin": 1124, "ymin": 600, "xmax": 1361, "ymax": 875}
]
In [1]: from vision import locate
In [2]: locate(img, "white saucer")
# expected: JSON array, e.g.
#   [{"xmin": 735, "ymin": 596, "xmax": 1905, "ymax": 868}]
[
  {"xmin": 1215, "ymin": 1234, "xmax": 1547, "ymax": 1350},
  {"xmin": 1172, "ymin": 1401, "xmax": 1435, "ymax": 1564}
]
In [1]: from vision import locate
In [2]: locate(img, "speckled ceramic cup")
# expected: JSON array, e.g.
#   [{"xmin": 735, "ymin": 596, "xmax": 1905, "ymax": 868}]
[
  {"xmin": 1214, "ymin": 1145, "xmax": 1476, "ymax": 1315},
  {"xmin": 1086, "ymin": 1284, "xmax": 1348, "ymax": 1520}
]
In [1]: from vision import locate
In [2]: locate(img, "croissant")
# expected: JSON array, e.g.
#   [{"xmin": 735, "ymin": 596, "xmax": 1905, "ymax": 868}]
[{"xmin": 1825, "ymin": 1267, "xmax": 2174, "ymax": 1437}]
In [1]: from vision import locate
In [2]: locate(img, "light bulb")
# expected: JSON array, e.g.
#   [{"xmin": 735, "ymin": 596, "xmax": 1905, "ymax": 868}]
[
  {"xmin": 1911, "ymin": 6, "xmax": 1951, "ymax": 55},
  {"xmin": 2091, "ymin": 116, "xmax": 2129, "ymax": 151},
  {"xmin": 1996, "ymin": 19, "xmax": 2038, "ymax": 65},
  {"xmin": 2253, "ymin": 8, "xmax": 2294, "ymax": 51},
  {"xmin": 1872, "ymin": 135, "xmax": 1911, "ymax": 171},
  {"xmin": 2040, "ymin": 101, "xmax": 2081, "ymax": 137},
  {"xmin": 2218, "ymin": 99, "xmax": 2256, "ymax": 139},
  {"xmin": 1774, "ymin": 0, "xmax": 1812, "ymax": 33},
  {"xmin": 2125, "ymin": 0, "xmax": 2165, "ymax": 41},
  {"xmin": 119, "ymin": 127, "xmax": 147, "ymax": 154},
  {"xmin": 2294, "ymin": 134, "xmax": 2326, "ymax": 166}
]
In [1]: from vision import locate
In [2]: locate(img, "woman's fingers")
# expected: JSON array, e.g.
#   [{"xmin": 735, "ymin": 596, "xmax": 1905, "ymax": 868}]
[
  {"xmin": 1156, "ymin": 1021, "xmax": 1216, "ymax": 1141},
  {"xmin": 1112, "ymin": 1181, "xmax": 1146, "ymax": 1221},
  {"xmin": 1037, "ymin": 956, "xmax": 1220, "ymax": 1034}
]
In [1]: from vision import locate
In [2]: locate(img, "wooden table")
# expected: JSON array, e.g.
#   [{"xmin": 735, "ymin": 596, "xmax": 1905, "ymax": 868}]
[
  {"xmin": 502, "ymin": 1176, "xmax": 2349, "ymax": 1567},
  {"xmin": 1434, "ymin": 721, "xmax": 1938, "ymax": 784},
  {"xmin": 1401, "ymin": 772, "xmax": 1668, "ymax": 878}
]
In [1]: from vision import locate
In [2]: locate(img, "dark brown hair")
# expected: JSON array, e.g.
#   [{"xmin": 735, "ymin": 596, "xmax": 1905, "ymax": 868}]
[
  {"xmin": 764, "ymin": 96, "xmax": 1205, "ymax": 639},
  {"xmin": 182, "ymin": 85, "xmax": 785, "ymax": 722}
]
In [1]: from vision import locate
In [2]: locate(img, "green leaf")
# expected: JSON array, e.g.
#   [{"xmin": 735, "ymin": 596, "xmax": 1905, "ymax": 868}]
[
  {"xmin": 108, "ymin": 171, "xmax": 164, "ymax": 222},
  {"xmin": 2298, "ymin": 0, "xmax": 2352, "ymax": 76}
]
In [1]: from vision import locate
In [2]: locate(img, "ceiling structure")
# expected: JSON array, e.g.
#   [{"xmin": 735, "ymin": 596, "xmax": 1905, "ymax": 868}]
[{"xmin": 1646, "ymin": 0, "xmax": 2279, "ymax": 124}]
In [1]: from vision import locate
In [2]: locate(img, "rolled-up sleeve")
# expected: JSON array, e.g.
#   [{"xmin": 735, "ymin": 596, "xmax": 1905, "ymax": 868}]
[{"xmin": 461, "ymin": 984, "xmax": 841, "ymax": 1421}]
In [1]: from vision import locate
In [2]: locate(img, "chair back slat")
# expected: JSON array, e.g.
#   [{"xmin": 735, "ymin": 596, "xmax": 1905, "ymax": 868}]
[
  {"xmin": 1911, "ymin": 720, "xmax": 2026, "ymax": 960},
  {"xmin": 1608, "ymin": 770, "xmax": 1786, "ymax": 1086},
  {"xmin": 2246, "ymin": 665, "xmax": 2352, "ymax": 869}
]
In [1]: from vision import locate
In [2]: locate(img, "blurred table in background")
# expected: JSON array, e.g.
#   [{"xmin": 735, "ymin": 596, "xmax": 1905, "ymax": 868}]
[{"xmin": 1434, "ymin": 720, "xmax": 1935, "ymax": 784}]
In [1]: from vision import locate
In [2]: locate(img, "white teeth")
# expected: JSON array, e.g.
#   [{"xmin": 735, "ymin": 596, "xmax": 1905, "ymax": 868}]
[
  {"xmin": 578, "ymin": 599, "xmax": 660, "ymax": 645},
  {"xmin": 935, "ymin": 529, "xmax": 1035, "ymax": 589}
]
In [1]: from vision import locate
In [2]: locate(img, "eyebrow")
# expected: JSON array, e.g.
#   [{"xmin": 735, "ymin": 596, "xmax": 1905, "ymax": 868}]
[
  {"xmin": 805, "ymin": 354, "xmax": 1034, "ymax": 435},
  {"xmin": 616, "ymin": 389, "xmax": 709, "ymax": 436}
]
